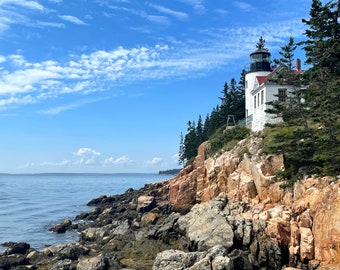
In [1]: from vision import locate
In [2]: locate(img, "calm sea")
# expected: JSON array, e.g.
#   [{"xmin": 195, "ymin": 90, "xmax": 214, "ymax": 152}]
[{"xmin": 0, "ymin": 173, "xmax": 168, "ymax": 253}]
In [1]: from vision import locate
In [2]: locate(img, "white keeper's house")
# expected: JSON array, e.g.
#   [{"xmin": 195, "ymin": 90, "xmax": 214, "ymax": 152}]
[{"xmin": 244, "ymin": 44, "xmax": 304, "ymax": 131}]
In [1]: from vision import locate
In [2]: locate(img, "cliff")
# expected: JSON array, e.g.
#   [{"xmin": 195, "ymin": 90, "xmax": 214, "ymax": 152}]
[
  {"xmin": 169, "ymin": 135, "xmax": 340, "ymax": 269},
  {"xmin": 1, "ymin": 135, "xmax": 339, "ymax": 270}
]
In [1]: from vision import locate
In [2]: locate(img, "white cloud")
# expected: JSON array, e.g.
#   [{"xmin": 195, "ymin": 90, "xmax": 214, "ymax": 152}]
[
  {"xmin": 74, "ymin": 147, "xmax": 101, "ymax": 165},
  {"xmin": 102, "ymin": 156, "xmax": 132, "ymax": 165},
  {"xmin": 40, "ymin": 160, "xmax": 71, "ymax": 166},
  {"xmin": 59, "ymin": 15, "xmax": 86, "ymax": 25},
  {"xmin": 233, "ymin": 1, "xmax": 254, "ymax": 12},
  {"xmin": 75, "ymin": 147, "xmax": 100, "ymax": 157},
  {"xmin": 148, "ymin": 3, "xmax": 188, "ymax": 20},
  {"xmin": 146, "ymin": 157, "xmax": 163, "ymax": 165},
  {"xmin": 0, "ymin": 18, "xmax": 305, "ymax": 112},
  {"xmin": 176, "ymin": 0, "xmax": 205, "ymax": 14},
  {"xmin": 0, "ymin": 0, "xmax": 45, "ymax": 11},
  {"xmin": 39, "ymin": 97, "xmax": 102, "ymax": 115}
]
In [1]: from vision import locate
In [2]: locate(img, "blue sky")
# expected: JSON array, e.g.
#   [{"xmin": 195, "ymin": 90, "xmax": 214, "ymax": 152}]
[{"xmin": 0, "ymin": 0, "xmax": 313, "ymax": 173}]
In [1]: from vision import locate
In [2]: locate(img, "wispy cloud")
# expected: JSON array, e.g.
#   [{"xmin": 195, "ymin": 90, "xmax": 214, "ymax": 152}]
[
  {"xmin": 0, "ymin": 0, "xmax": 45, "ymax": 11},
  {"xmin": 59, "ymin": 15, "xmax": 86, "ymax": 25},
  {"xmin": 40, "ymin": 160, "xmax": 71, "ymax": 166},
  {"xmin": 176, "ymin": 0, "xmax": 206, "ymax": 14},
  {"xmin": 233, "ymin": 1, "xmax": 255, "ymax": 12},
  {"xmin": 0, "ymin": 18, "xmax": 305, "ymax": 112},
  {"xmin": 39, "ymin": 97, "xmax": 102, "ymax": 115},
  {"xmin": 148, "ymin": 3, "xmax": 188, "ymax": 20},
  {"xmin": 108, "ymin": 5, "xmax": 170, "ymax": 25}
]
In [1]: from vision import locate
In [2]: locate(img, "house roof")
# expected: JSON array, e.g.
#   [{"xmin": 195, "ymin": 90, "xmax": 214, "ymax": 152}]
[
  {"xmin": 256, "ymin": 75, "xmax": 269, "ymax": 85},
  {"xmin": 255, "ymin": 64, "xmax": 304, "ymax": 86}
]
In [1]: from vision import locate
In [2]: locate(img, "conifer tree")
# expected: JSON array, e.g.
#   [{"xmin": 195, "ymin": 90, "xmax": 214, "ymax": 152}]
[
  {"xmin": 178, "ymin": 132, "xmax": 185, "ymax": 167},
  {"xmin": 278, "ymin": 36, "xmax": 297, "ymax": 70}
]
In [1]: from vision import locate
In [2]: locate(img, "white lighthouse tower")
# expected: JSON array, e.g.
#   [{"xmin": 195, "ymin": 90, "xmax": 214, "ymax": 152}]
[{"xmin": 245, "ymin": 37, "xmax": 272, "ymax": 121}]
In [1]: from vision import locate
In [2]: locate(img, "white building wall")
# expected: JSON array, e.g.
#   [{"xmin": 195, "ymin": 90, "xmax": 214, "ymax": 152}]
[
  {"xmin": 245, "ymin": 71, "xmax": 271, "ymax": 118},
  {"xmin": 251, "ymin": 84, "xmax": 296, "ymax": 131}
]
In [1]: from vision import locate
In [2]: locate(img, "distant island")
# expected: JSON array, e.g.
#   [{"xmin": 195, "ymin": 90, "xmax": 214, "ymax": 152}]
[{"xmin": 158, "ymin": 169, "xmax": 181, "ymax": 175}]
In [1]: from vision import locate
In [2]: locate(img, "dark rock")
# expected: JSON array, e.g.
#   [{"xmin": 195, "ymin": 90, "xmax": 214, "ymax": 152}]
[
  {"xmin": 3, "ymin": 242, "xmax": 30, "ymax": 255},
  {"xmin": 87, "ymin": 195, "xmax": 107, "ymax": 206},
  {"xmin": 57, "ymin": 243, "xmax": 89, "ymax": 260},
  {"xmin": 0, "ymin": 254, "xmax": 30, "ymax": 269},
  {"xmin": 49, "ymin": 219, "xmax": 72, "ymax": 234},
  {"xmin": 50, "ymin": 258, "xmax": 74, "ymax": 270}
]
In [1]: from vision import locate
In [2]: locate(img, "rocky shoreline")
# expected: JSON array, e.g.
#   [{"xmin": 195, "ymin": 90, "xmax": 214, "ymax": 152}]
[{"xmin": 1, "ymin": 136, "xmax": 339, "ymax": 269}]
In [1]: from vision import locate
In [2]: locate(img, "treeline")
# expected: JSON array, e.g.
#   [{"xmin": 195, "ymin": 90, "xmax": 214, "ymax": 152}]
[
  {"xmin": 262, "ymin": 0, "xmax": 340, "ymax": 186},
  {"xmin": 158, "ymin": 169, "xmax": 181, "ymax": 175},
  {"xmin": 178, "ymin": 74, "xmax": 246, "ymax": 166}
]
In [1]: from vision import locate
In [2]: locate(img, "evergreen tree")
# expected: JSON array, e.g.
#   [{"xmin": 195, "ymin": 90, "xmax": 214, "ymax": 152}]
[
  {"xmin": 278, "ymin": 36, "xmax": 297, "ymax": 70},
  {"xmin": 182, "ymin": 121, "xmax": 198, "ymax": 165},
  {"xmin": 196, "ymin": 115, "xmax": 204, "ymax": 145},
  {"xmin": 264, "ymin": 0, "xmax": 340, "ymax": 184},
  {"xmin": 301, "ymin": 0, "xmax": 340, "ymax": 176},
  {"xmin": 207, "ymin": 105, "xmax": 221, "ymax": 137},
  {"xmin": 203, "ymin": 113, "xmax": 210, "ymax": 141},
  {"xmin": 219, "ymin": 82, "xmax": 231, "ymax": 123},
  {"xmin": 178, "ymin": 132, "xmax": 185, "ymax": 167}
]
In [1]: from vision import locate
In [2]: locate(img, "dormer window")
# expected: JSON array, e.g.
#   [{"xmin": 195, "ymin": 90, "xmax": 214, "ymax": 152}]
[{"xmin": 278, "ymin": 88, "xmax": 287, "ymax": 102}]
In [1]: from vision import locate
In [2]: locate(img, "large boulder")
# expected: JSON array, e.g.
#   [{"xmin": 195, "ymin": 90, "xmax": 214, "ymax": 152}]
[
  {"xmin": 177, "ymin": 197, "xmax": 234, "ymax": 251},
  {"xmin": 152, "ymin": 245, "xmax": 231, "ymax": 270},
  {"xmin": 77, "ymin": 254, "xmax": 111, "ymax": 270}
]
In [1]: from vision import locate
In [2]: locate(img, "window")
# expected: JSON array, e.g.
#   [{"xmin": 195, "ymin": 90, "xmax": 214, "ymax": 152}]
[
  {"xmin": 254, "ymin": 96, "xmax": 256, "ymax": 108},
  {"xmin": 258, "ymin": 93, "xmax": 260, "ymax": 107},
  {"xmin": 245, "ymin": 80, "xmax": 248, "ymax": 89},
  {"xmin": 278, "ymin": 88, "xmax": 287, "ymax": 102},
  {"xmin": 261, "ymin": 90, "xmax": 264, "ymax": 105}
]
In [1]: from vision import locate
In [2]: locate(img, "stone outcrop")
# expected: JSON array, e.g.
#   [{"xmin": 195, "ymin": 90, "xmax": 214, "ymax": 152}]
[
  {"xmin": 169, "ymin": 135, "xmax": 340, "ymax": 269},
  {"xmin": 1, "ymin": 135, "xmax": 339, "ymax": 269}
]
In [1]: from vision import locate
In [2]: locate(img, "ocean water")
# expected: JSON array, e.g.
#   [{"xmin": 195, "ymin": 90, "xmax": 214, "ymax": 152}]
[{"xmin": 0, "ymin": 173, "xmax": 168, "ymax": 253}]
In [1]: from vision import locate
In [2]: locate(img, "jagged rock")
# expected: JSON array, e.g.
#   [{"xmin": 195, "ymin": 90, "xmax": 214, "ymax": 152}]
[
  {"xmin": 1, "ymin": 136, "xmax": 339, "ymax": 269},
  {"xmin": 152, "ymin": 245, "xmax": 231, "ymax": 270},
  {"xmin": 0, "ymin": 254, "xmax": 30, "ymax": 269},
  {"xmin": 3, "ymin": 242, "xmax": 30, "ymax": 255},
  {"xmin": 137, "ymin": 195, "xmax": 155, "ymax": 212},
  {"xmin": 177, "ymin": 197, "xmax": 234, "ymax": 251},
  {"xmin": 81, "ymin": 226, "xmax": 111, "ymax": 242},
  {"xmin": 300, "ymin": 227, "xmax": 314, "ymax": 261},
  {"xmin": 50, "ymin": 219, "xmax": 73, "ymax": 233},
  {"xmin": 77, "ymin": 254, "xmax": 110, "ymax": 270},
  {"xmin": 55, "ymin": 243, "xmax": 89, "ymax": 261},
  {"xmin": 50, "ymin": 258, "xmax": 73, "ymax": 270}
]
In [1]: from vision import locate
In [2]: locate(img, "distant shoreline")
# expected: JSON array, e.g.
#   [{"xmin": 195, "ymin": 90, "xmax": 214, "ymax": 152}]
[{"xmin": 158, "ymin": 168, "xmax": 181, "ymax": 175}]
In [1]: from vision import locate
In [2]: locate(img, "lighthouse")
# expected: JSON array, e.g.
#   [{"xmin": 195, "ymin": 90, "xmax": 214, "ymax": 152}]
[{"xmin": 245, "ymin": 37, "xmax": 272, "ymax": 120}]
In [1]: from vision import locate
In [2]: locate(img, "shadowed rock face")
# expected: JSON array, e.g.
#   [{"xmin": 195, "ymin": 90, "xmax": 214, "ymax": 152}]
[{"xmin": 1, "ymin": 136, "xmax": 339, "ymax": 270}]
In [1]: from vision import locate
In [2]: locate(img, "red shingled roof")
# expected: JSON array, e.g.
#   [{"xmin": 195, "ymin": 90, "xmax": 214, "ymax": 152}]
[
  {"xmin": 256, "ymin": 75, "xmax": 269, "ymax": 85},
  {"xmin": 255, "ymin": 65, "xmax": 304, "ymax": 86}
]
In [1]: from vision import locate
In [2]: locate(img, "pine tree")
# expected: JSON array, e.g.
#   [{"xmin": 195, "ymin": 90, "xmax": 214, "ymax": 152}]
[
  {"xmin": 264, "ymin": 0, "xmax": 340, "ymax": 184},
  {"xmin": 178, "ymin": 132, "xmax": 185, "ymax": 167},
  {"xmin": 182, "ymin": 121, "xmax": 198, "ymax": 165},
  {"xmin": 278, "ymin": 36, "xmax": 297, "ymax": 70},
  {"xmin": 301, "ymin": 0, "xmax": 340, "ymax": 176},
  {"xmin": 196, "ymin": 115, "xmax": 204, "ymax": 145}
]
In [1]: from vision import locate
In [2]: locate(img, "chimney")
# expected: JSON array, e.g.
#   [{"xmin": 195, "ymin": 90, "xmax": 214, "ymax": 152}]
[{"xmin": 296, "ymin": 58, "xmax": 301, "ymax": 71}]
